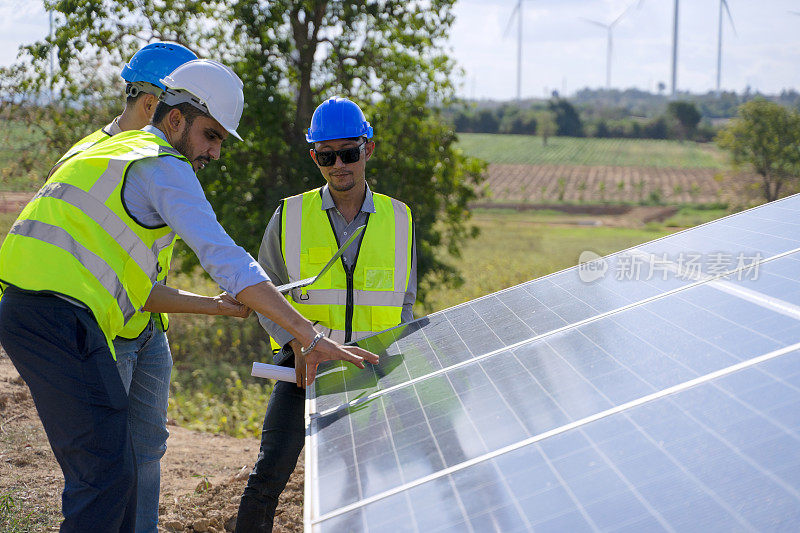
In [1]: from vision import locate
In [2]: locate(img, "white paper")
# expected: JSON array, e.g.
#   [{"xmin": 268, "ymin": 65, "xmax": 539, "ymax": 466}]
[{"xmin": 251, "ymin": 362, "xmax": 296, "ymax": 383}]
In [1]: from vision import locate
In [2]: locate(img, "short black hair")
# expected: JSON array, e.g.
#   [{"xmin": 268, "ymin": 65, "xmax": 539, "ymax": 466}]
[{"xmin": 151, "ymin": 101, "xmax": 208, "ymax": 128}]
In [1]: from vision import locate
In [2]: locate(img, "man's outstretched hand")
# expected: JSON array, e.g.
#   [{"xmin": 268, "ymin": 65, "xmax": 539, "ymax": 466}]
[
  {"xmin": 290, "ymin": 336, "xmax": 378, "ymax": 388},
  {"xmin": 215, "ymin": 292, "xmax": 252, "ymax": 318}
]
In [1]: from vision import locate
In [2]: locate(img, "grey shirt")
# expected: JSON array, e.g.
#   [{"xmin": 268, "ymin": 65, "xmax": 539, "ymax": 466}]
[
  {"xmin": 257, "ymin": 184, "xmax": 417, "ymax": 347},
  {"xmin": 104, "ymin": 117, "xmax": 123, "ymax": 136}
]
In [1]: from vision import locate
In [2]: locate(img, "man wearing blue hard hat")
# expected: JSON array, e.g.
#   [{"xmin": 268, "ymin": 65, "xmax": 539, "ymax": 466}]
[
  {"xmin": 52, "ymin": 42, "xmax": 197, "ymax": 174},
  {"xmin": 234, "ymin": 97, "xmax": 417, "ymax": 531},
  {"xmin": 44, "ymin": 42, "xmax": 250, "ymax": 532}
]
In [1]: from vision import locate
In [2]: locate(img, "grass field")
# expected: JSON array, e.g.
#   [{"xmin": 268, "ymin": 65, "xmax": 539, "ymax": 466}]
[
  {"xmin": 423, "ymin": 209, "xmax": 674, "ymax": 311},
  {"xmin": 457, "ymin": 134, "xmax": 726, "ymax": 169},
  {"xmin": 0, "ymin": 121, "xmax": 50, "ymax": 192}
]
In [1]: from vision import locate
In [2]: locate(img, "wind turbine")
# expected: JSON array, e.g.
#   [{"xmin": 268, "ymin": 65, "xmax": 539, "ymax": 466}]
[
  {"xmin": 715, "ymin": 0, "xmax": 736, "ymax": 96},
  {"xmin": 670, "ymin": 0, "xmax": 679, "ymax": 97},
  {"xmin": 504, "ymin": 0, "xmax": 525, "ymax": 101},
  {"xmin": 582, "ymin": 1, "xmax": 642, "ymax": 89}
]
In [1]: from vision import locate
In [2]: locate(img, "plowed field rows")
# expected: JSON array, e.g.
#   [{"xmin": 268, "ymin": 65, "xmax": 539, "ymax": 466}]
[
  {"xmin": 458, "ymin": 134, "xmax": 726, "ymax": 168},
  {"xmin": 484, "ymin": 164, "xmax": 728, "ymax": 204}
]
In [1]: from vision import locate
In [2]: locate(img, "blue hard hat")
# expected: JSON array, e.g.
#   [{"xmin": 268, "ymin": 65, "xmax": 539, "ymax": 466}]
[
  {"xmin": 306, "ymin": 97, "xmax": 374, "ymax": 143},
  {"xmin": 120, "ymin": 42, "xmax": 198, "ymax": 91}
]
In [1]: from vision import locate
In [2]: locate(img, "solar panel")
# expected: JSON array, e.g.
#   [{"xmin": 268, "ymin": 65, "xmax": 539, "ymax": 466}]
[{"xmin": 305, "ymin": 194, "xmax": 800, "ymax": 532}]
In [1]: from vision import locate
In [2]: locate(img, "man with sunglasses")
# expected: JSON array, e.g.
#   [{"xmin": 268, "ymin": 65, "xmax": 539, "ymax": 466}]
[{"xmin": 235, "ymin": 97, "xmax": 417, "ymax": 532}]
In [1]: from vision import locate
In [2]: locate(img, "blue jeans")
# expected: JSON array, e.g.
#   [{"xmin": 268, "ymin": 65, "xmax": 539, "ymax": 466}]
[
  {"xmin": 114, "ymin": 317, "xmax": 172, "ymax": 533},
  {"xmin": 0, "ymin": 287, "xmax": 136, "ymax": 532}
]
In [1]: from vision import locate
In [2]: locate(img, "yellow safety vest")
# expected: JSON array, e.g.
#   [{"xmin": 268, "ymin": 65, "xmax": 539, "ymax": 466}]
[
  {"xmin": 279, "ymin": 188, "xmax": 412, "ymax": 345},
  {"xmin": 50, "ymin": 123, "xmax": 173, "ymax": 338},
  {"xmin": 54, "ymin": 127, "xmax": 113, "ymax": 169},
  {"xmin": 0, "ymin": 130, "xmax": 187, "ymax": 358}
]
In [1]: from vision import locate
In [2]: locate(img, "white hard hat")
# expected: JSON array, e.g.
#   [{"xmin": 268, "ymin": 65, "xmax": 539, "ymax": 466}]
[{"xmin": 160, "ymin": 59, "xmax": 244, "ymax": 141}]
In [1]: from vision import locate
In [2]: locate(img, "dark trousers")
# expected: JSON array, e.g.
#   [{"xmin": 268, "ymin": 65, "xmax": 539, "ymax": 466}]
[
  {"xmin": 235, "ymin": 377, "xmax": 305, "ymax": 533},
  {"xmin": 0, "ymin": 287, "xmax": 137, "ymax": 532}
]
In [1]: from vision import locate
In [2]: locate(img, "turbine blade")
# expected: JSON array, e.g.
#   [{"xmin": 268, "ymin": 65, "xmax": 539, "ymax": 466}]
[
  {"xmin": 722, "ymin": 0, "xmax": 737, "ymax": 37},
  {"xmin": 611, "ymin": 0, "xmax": 642, "ymax": 29},
  {"xmin": 504, "ymin": 1, "xmax": 521, "ymax": 37},
  {"xmin": 581, "ymin": 17, "xmax": 609, "ymax": 29}
]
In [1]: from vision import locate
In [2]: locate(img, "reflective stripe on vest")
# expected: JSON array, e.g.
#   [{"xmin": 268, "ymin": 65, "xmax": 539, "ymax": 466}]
[
  {"xmin": 118, "ymin": 230, "xmax": 179, "ymax": 339},
  {"xmin": 32, "ymin": 181, "xmax": 161, "ymax": 280},
  {"xmin": 49, "ymin": 128, "xmax": 112, "ymax": 179},
  {"xmin": 49, "ymin": 131, "xmax": 181, "ymax": 340},
  {"xmin": 8, "ymin": 219, "xmax": 137, "ymax": 321},
  {"xmin": 0, "ymin": 130, "xmax": 188, "ymax": 357},
  {"xmin": 280, "ymin": 188, "xmax": 412, "ymax": 344}
]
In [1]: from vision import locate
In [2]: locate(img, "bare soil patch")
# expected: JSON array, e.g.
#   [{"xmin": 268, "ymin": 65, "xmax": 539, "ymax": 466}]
[
  {"xmin": 483, "ymin": 163, "xmax": 739, "ymax": 205},
  {"xmin": 0, "ymin": 352, "xmax": 304, "ymax": 532},
  {"xmin": 0, "ymin": 192, "xmax": 34, "ymax": 214},
  {"xmin": 471, "ymin": 204, "xmax": 679, "ymax": 228}
]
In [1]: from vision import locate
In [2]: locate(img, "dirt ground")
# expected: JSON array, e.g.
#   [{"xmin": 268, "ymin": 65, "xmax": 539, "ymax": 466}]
[
  {"xmin": 0, "ymin": 351, "xmax": 304, "ymax": 532},
  {"xmin": 483, "ymin": 163, "xmax": 739, "ymax": 205},
  {"xmin": 0, "ymin": 192, "xmax": 34, "ymax": 215},
  {"xmin": 0, "ymin": 163, "xmax": 748, "ymax": 219}
]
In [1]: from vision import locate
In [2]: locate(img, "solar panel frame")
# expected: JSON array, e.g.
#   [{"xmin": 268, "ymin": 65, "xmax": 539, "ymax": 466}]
[{"xmin": 304, "ymin": 194, "xmax": 800, "ymax": 532}]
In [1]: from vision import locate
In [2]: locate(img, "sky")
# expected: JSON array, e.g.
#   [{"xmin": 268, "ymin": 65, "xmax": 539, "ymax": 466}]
[{"xmin": 1, "ymin": 0, "xmax": 798, "ymax": 100}]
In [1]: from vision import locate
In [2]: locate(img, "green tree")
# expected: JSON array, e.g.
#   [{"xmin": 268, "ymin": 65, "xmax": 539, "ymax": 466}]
[
  {"xmin": 4, "ymin": 0, "xmax": 485, "ymax": 305},
  {"xmin": 498, "ymin": 106, "xmax": 537, "ymax": 135},
  {"xmin": 536, "ymin": 110, "xmax": 557, "ymax": 146},
  {"xmin": 548, "ymin": 98, "xmax": 583, "ymax": 137},
  {"xmin": 667, "ymin": 101, "xmax": 701, "ymax": 140},
  {"xmin": 717, "ymin": 98, "xmax": 800, "ymax": 202},
  {"xmin": 473, "ymin": 109, "xmax": 500, "ymax": 133}
]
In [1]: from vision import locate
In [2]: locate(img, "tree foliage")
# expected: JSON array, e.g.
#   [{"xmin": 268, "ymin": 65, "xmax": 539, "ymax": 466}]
[
  {"xmin": 535, "ymin": 110, "xmax": 556, "ymax": 146},
  {"xmin": 5, "ymin": 0, "xmax": 485, "ymax": 306},
  {"xmin": 717, "ymin": 98, "xmax": 800, "ymax": 202},
  {"xmin": 548, "ymin": 98, "xmax": 583, "ymax": 137},
  {"xmin": 667, "ymin": 101, "xmax": 701, "ymax": 140}
]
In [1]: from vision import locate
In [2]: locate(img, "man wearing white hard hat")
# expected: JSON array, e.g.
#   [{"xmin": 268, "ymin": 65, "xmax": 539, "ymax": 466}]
[
  {"xmin": 43, "ymin": 42, "xmax": 247, "ymax": 533},
  {"xmin": 0, "ymin": 60, "xmax": 378, "ymax": 532}
]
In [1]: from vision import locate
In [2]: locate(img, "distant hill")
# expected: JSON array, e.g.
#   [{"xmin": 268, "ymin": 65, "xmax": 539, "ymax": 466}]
[
  {"xmin": 442, "ymin": 88, "xmax": 800, "ymax": 141},
  {"xmin": 453, "ymin": 88, "xmax": 800, "ymax": 120}
]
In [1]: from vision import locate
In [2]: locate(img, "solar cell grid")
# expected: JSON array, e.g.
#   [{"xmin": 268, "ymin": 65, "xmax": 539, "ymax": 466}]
[
  {"xmin": 312, "ymin": 348, "xmax": 800, "ymax": 532},
  {"xmin": 306, "ymin": 194, "xmax": 800, "ymax": 532},
  {"xmin": 311, "ymin": 200, "xmax": 800, "ymax": 418},
  {"xmin": 308, "ymin": 289, "xmax": 800, "ymax": 519}
]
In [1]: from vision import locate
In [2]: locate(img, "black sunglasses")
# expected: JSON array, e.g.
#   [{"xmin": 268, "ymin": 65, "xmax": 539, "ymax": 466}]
[{"xmin": 314, "ymin": 143, "xmax": 366, "ymax": 167}]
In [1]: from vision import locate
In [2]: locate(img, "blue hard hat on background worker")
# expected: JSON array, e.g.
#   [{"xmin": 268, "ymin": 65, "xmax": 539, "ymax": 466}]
[
  {"xmin": 306, "ymin": 96, "xmax": 374, "ymax": 142},
  {"xmin": 120, "ymin": 42, "xmax": 198, "ymax": 95}
]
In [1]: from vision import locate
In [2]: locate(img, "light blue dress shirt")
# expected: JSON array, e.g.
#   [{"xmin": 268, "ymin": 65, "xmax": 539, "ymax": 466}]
[{"xmin": 123, "ymin": 125, "xmax": 269, "ymax": 295}]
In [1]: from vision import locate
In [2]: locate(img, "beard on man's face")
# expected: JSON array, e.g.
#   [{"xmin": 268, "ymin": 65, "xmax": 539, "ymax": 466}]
[{"xmin": 173, "ymin": 126, "xmax": 210, "ymax": 172}]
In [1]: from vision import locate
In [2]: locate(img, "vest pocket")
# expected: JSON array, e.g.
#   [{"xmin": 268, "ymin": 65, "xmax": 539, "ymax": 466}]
[
  {"xmin": 364, "ymin": 268, "xmax": 394, "ymax": 290},
  {"xmin": 307, "ymin": 246, "xmax": 332, "ymax": 264}
]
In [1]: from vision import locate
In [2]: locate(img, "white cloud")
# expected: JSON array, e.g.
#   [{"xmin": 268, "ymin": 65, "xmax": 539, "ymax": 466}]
[
  {"xmin": 452, "ymin": 0, "xmax": 800, "ymax": 98},
  {"xmin": 1, "ymin": 0, "xmax": 798, "ymax": 99}
]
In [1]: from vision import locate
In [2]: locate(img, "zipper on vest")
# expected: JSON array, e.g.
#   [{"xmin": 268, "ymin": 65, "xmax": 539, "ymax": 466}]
[{"xmin": 345, "ymin": 266, "xmax": 354, "ymax": 343}]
